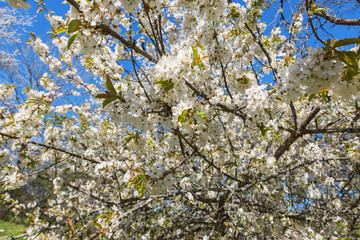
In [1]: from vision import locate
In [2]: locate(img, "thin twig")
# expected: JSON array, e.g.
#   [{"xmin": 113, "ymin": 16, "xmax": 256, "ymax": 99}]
[
  {"xmin": 130, "ymin": 49, "xmax": 152, "ymax": 102},
  {"xmin": 290, "ymin": 101, "xmax": 298, "ymax": 131},
  {"xmin": 0, "ymin": 132, "xmax": 99, "ymax": 164}
]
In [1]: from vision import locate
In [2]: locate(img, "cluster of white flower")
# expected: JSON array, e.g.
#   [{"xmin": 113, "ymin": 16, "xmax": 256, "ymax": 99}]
[
  {"xmin": 148, "ymin": 174, "xmax": 175, "ymax": 195},
  {"xmin": 0, "ymin": 84, "xmax": 14, "ymax": 100},
  {"xmin": 278, "ymin": 47, "xmax": 347, "ymax": 101},
  {"xmin": 245, "ymin": 84, "xmax": 270, "ymax": 120},
  {"xmin": 145, "ymin": 161, "xmax": 165, "ymax": 179},
  {"xmin": 40, "ymin": 73, "xmax": 59, "ymax": 91},
  {"xmin": 32, "ymin": 38, "xmax": 49, "ymax": 58},
  {"xmin": 1, "ymin": 166, "xmax": 26, "ymax": 190},
  {"xmin": 46, "ymin": 14, "xmax": 65, "ymax": 30}
]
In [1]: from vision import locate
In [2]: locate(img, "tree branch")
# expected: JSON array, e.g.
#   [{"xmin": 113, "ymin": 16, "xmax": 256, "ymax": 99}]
[
  {"xmin": 304, "ymin": 128, "xmax": 360, "ymax": 134},
  {"xmin": 0, "ymin": 132, "xmax": 99, "ymax": 164},
  {"xmin": 290, "ymin": 101, "xmax": 298, "ymax": 131},
  {"xmin": 313, "ymin": 11, "xmax": 360, "ymax": 26},
  {"xmin": 274, "ymin": 107, "xmax": 320, "ymax": 160}
]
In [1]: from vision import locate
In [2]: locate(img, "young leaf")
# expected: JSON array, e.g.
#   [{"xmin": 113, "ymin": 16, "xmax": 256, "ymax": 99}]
[
  {"xmin": 178, "ymin": 109, "xmax": 190, "ymax": 123},
  {"xmin": 55, "ymin": 25, "xmax": 67, "ymax": 34},
  {"xmin": 102, "ymin": 97, "xmax": 117, "ymax": 108},
  {"xmin": 25, "ymin": 98, "xmax": 38, "ymax": 104},
  {"xmin": 195, "ymin": 110, "xmax": 207, "ymax": 121},
  {"xmin": 92, "ymin": 221, "xmax": 101, "ymax": 228},
  {"xmin": 96, "ymin": 94, "xmax": 110, "ymax": 98},
  {"xmin": 333, "ymin": 38, "xmax": 360, "ymax": 48},
  {"xmin": 154, "ymin": 80, "xmax": 174, "ymax": 93},
  {"xmin": 320, "ymin": 91, "xmax": 328, "ymax": 102},
  {"xmin": 314, "ymin": 8, "xmax": 326, "ymax": 13},
  {"xmin": 117, "ymin": 91, "xmax": 125, "ymax": 103},
  {"xmin": 336, "ymin": 51, "xmax": 359, "ymax": 77},
  {"xmin": 96, "ymin": 213, "xmax": 109, "ymax": 220},
  {"xmin": 106, "ymin": 91, "xmax": 118, "ymax": 98},
  {"xmin": 68, "ymin": 19, "xmax": 82, "ymax": 33},
  {"xmin": 191, "ymin": 46, "xmax": 198, "ymax": 67},
  {"xmin": 139, "ymin": 181, "xmax": 144, "ymax": 198},
  {"xmin": 105, "ymin": 76, "xmax": 117, "ymax": 94},
  {"xmin": 67, "ymin": 31, "xmax": 79, "ymax": 49},
  {"xmin": 346, "ymin": 67, "xmax": 359, "ymax": 80}
]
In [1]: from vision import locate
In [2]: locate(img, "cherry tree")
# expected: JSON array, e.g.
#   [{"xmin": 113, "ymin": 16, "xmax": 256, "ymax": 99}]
[{"xmin": 0, "ymin": 0, "xmax": 360, "ymax": 239}]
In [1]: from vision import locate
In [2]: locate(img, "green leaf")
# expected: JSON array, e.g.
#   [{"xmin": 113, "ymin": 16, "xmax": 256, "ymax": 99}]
[
  {"xmin": 154, "ymin": 80, "xmax": 174, "ymax": 93},
  {"xmin": 313, "ymin": 8, "xmax": 326, "ymax": 13},
  {"xmin": 124, "ymin": 133, "xmax": 139, "ymax": 144},
  {"xmin": 178, "ymin": 109, "xmax": 190, "ymax": 123},
  {"xmin": 25, "ymin": 98, "xmax": 38, "ymax": 103},
  {"xmin": 67, "ymin": 31, "xmax": 79, "ymax": 49},
  {"xmin": 129, "ymin": 174, "xmax": 146, "ymax": 188},
  {"xmin": 117, "ymin": 91, "xmax": 125, "ymax": 103},
  {"xmin": 96, "ymin": 94, "xmax": 110, "ymax": 98},
  {"xmin": 320, "ymin": 91, "xmax": 328, "ymax": 102},
  {"xmin": 68, "ymin": 19, "xmax": 82, "ymax": 33},
  {"xmin": 311, "ymin": 3, "xmax": 318, "ymax": 12},
  {"xmin": 195, "ymin": 110, "xmax": 207, "ymax": 121},
  {"xmin": 96, "ymin": 214, "xmax": 109, "ymax": 220},
  {"xmin": 260, "ymin": 128, "xmax": 268, "ymax": 139},
  {"xmin": 333, "ymin": 38, "xmax": 360, "ymax": 48},
  {"xmin": 192, "ymin": 46, "xmax": 198, "ymax": 61},
  {"xmin": 346, "ymin": 67, "xmax": 359, "ymax": 80},
  {"xmin": 336, "ymin": 50, "xmax": 359, "ymax": 80},
  {"xmin": 96, "ymin": 91, "xmax": 118, "ymax": 99},
  {"xmin": 236, "ymin": 76, "xmax": 250, "ymax": 84},
  {"xmin": 105, "ymin": 76, "xmax": 117, "ymax": 94},
  {"xmin": 106, "ymin": 91, "xmax": 118, "ymax": 97},
  {"xmin": 257, "ymin": 122, "xmax": 269, "ymax": 139},
  {"xmin": 191, "ymin": 46, "xmax": 199, "ymax": 67},
  {"xmin": 139, "ymin": 181, "xmax": 144, "ymax": 198},
  {"xmin": 123, "ymin": 135, "xmax": 133, "ymax": 144},
  {"xmin": 92, "ymin": 221, "xmax": 101, "ymax": 228},
  {"xmin": 102, "ymin": 97, "xmax": 117, "ymax": 108},
  {"xmin": 336, "ymin": 51, "xmax": 359, "ymax": 67},
  {"xmin": 55, "ymin": 25, "xmax": 67, "ymax": 34}
]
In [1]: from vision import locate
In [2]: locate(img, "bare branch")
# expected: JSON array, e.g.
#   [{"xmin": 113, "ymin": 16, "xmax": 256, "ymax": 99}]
[
  {"xmin": 130, "ymin": 49, "xmax": 152, "ymax": 103},
  {"xmin": 274, "ymin": 107, "xmax": 320, "ymax": 160},
  {"xmin": 313, "ymin": 11, "xmax": 360, "ymax": 26},
  {"xmin": 290, "ymin": 101, "xmax": 298, "ymax": 131}
]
